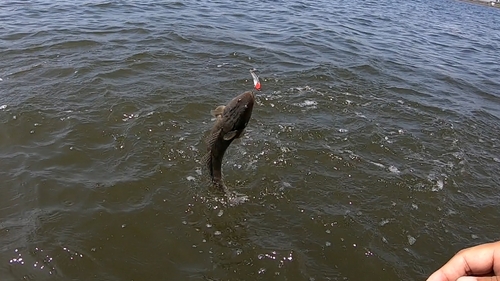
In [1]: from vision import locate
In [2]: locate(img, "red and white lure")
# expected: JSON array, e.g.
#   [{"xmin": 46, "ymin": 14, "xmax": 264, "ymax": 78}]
[{"xmin": 250, "ymin": 69, "xmax": 261, "ymax": 91}]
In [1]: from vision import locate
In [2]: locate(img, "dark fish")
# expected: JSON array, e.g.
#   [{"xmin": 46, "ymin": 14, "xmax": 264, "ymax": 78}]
[{"xmin": 202, "ymin": 90, "xmax": 255, "ymax": 193}]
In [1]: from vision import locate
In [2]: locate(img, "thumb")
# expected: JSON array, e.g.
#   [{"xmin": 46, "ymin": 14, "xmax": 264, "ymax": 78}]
[{"xmin": 457, "ymin": 277, "xmax": 500, "ymax": 281}]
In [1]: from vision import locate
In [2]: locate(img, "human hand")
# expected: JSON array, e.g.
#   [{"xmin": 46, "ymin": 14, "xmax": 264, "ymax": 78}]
[{"xmin": 427, "ymin": 241, "xmax": 500, "ymax": 281}]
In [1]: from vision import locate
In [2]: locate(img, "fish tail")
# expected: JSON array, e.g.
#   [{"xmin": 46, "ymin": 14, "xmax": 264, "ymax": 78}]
[{"xmin": 213, "ymin": 179, "xmax": 229, "ymax": 194}]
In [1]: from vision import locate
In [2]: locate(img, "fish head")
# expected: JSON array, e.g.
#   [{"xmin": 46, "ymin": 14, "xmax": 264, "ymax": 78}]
[{"xmin": 221, "ymin": 91, "xmax": 255, "ymax": 133}]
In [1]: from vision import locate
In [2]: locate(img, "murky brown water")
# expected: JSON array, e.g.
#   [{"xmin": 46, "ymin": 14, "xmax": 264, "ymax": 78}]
[{"xmin": 1, "ymin": 0, "xmax": 500, "ymax": 280}]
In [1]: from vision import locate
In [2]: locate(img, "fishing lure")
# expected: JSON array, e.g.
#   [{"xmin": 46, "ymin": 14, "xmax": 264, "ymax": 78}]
[{"xmin": 250, "ymin": 69, "xmax": 261, "ymax": 91}]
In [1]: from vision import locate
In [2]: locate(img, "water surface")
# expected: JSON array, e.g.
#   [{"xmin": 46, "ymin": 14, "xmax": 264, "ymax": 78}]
[{"xmin": 1, "ymin": 0, "xmax": 500, "ymax": 280}]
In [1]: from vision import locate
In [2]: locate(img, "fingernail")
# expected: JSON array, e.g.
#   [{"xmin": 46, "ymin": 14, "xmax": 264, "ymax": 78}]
[{"xmin": 457, "ymin": 277, "xmax": 478, "ymax": 281}]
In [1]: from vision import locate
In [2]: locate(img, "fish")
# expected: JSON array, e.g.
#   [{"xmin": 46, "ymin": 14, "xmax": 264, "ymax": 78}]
[
  {"xmin": 202, "ymin": 69, "xmax": 261, "ymax": 194},
  {"xmin": 202, "ymin": 90, "xmax": 255, "ymax": 193}
]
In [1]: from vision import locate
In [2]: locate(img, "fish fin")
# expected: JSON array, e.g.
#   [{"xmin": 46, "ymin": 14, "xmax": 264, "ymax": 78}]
[
  {"xmin": 211, "ymin": 105, "xmax": 225, "ymax": 117},
  {"xmin": 201, "ymin": 152, "xmax": 214, "ymax": 178},
  {"xmin": 205, "ymin": 125, "xmax": 221, "ymax": 146},
  {"xmin": 223, "ymin": 130, "xmax": 238, "ymax": 140},
  {"xmin": 201, "ymin": 151, "xmax": 210, "ymax": 166},
  {"xmin": 236, "ymin": 129, "xmax": 245, "ymax": 138}
]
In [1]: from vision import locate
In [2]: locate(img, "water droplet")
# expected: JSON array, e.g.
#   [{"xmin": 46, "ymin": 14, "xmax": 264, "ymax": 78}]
[
  {"xmin": 379, "ymin": 219, "xmax": 390, "ymax": 226},
  {"xmin": 407, "ymin": 235, "xmax": 416, "ymax": 246},
  {"xmin": 388, "ymin": 166, "xmax": 400, "ymax": 174}
]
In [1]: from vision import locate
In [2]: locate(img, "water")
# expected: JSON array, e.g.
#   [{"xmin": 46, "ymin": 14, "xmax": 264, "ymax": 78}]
[{"xmin": 1, "ymin": 0, "xmax": 499, "ymax": 280}]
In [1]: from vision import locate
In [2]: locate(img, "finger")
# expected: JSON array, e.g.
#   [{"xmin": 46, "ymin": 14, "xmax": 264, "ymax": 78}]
[
  {"xmin": 457, "ymin": 276, "xmax": 500, "ymax": 281},
  {"xmin": 427, "ymin": 241, "xmax": 500, "ymax": 281},
  {"xmin": 426, "ymin": 269, "xmax": 453, "ymax": 281}
]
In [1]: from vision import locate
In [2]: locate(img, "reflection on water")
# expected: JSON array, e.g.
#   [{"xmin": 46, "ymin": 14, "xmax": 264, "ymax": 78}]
[{"xmin": 1, "ymin": 0, "xmax": 500, "ymax": 280}]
